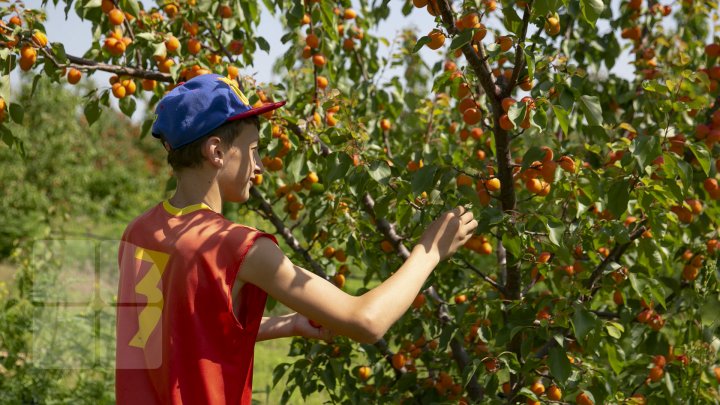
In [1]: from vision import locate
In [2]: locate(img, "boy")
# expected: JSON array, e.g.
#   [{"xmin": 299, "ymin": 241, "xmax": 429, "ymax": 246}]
[{"xmin": 116, "ymin": 73, "xmax": 477, "ymax": 404}]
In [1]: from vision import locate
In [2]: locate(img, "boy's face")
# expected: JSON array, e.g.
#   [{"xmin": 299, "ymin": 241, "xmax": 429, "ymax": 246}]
[{"xmin": 217, "ymin": 124, "xmax": 263, "ymax": 203}]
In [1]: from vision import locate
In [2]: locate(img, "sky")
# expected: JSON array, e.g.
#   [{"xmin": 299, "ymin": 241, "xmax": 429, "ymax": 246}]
[{"xmin": 17, "ymin": 0, "xmax": 639, "ymax": 122}]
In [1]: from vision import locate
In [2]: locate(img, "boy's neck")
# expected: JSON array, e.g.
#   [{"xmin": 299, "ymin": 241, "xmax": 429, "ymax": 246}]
[{"xmin": 169, "ymin": 171, "xmax": 222, "ymax": 213}]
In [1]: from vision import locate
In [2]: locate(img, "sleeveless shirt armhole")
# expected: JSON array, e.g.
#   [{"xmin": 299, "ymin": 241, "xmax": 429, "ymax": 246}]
[{"xmin": 226, "ymin": 231, "xmax": 278, "ymax": 330}]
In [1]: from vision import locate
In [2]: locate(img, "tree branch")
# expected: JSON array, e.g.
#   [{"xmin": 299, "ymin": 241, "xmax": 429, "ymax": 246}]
[
  {"xmin": 584, "ymin": 224, "xmax": 647, "ymax": 298},
  {"xmin": 505, "ymin": 1, "xmax": 534, "ymax": 97}
]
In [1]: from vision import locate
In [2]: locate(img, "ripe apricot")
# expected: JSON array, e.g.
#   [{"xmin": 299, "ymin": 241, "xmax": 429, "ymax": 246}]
[
  {"xmin": 312, "ymin": 54, "xmax": 326, "ymax": 67},
  {"xmin": 559, "ymin": 155, "xmax": 575, "ymax": 173},
  {"xmin": 576, "ymin": 392, "xmax": 594, "ymax": 405},
  {"xmin": 463, "ymin": 108, "xmax": 482, "ymax": 125},
  {"xmin": 165, "ymin": 35, "xmax": 180, "ymax": 52},
  {"xmin": 412, "ymin": 293, "xmax": 426, "ymax": 309},
  {"xmin": 32, "ymin": 30, "xmax": 48, "ymax": 47},
  {"xmin": 111, "ymin": 82, "xmax": 126, "ymax": 98},
  {"xmin": 427, "ymin": 29, "xmax": 446, "ymax": 50},
  {"xmin": 108, "ymin": 8, "xmax": 125, "ymax": 25},
  {"xmin": 497, "ymin": 36, "xmax": 513, "ymax": 52},
  {"xmin": 380, "ymin": 118, "xmax": 391, "ymax": 131},
  {"xmin": 392, "ymin": 353, "xmax": 406, "ymax": 369},
  {"xmin": 499, "ymin": 114, "xmax": 514, "ymax": 131},
  {"xmin": 164, "ymin": 4, "xmax": 178, "ymax": 18},
  {"xmin": 544, "ymin": 16, "xmax": 561, "ymax": 36},
  {"xmin": 187, "ymin": 38, "xmax": 201, "ymax": 55},
  {"xmin": 501, "ymin": 97, "xmax": 516, "ymax": 112},
  {"xmin": 343, "ymin": 8, "xmax": 357, "ymax": 19},
  {"xmin": 530, "ymin": 380, "xmax": 545, "ymax": 395},
  {"xmin": 67, "ymin": 68, "xmax": 82, "ymax": 84},
  {"xmin": 381, "ymin": 240, "xmax": 394, "ymax": 253},
  {"xmin": 473, "ymin": 23, "xmax": 487, "ymax": 41},
  {"xmin": 358, "ymin": 366, "xmax": 371, "ymax": 381},
  {"xmin": 306, "ymin": 33, "xmax": 320, "ymax": 49},
  {"xmin": 457, "ymin": 174, "xmax": 473, "ymax": 187},
  {"xmin": 648, "ymin": 365, "xmax": 664, "ymax": 382},
  {"xmin": 316, "ymin": 75, "xmax": 328, "ymax": 89},
  {"xmin": 486, "ymin": 178, "xmax": 501, "ymax": 191},
  {"xmin": 219, "ymin": 5, "xmax": 232, "ymax": 18},
  {"xmin": 547, "ymin": 384, "xmax": 562, "ymax": 400},
  {"xmin": 332, "ymin": 273, "xmax": 345, "ymax": 288}
]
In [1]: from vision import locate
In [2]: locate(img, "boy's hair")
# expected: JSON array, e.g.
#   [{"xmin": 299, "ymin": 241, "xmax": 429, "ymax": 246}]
[{"xmin": 163, "ymin": 116, "xmax": 260, "ymax": 171}]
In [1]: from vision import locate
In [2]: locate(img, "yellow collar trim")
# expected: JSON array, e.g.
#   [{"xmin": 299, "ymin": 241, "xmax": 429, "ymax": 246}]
[{"xmin": 162, "ymin": 200, "xmax": 214, "ymax": 216}]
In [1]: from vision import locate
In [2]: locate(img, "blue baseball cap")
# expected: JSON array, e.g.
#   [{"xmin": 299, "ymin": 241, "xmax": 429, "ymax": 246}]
[{"xmin": 151, "ymin": 73, "xmax": 286, "ymax": 150}]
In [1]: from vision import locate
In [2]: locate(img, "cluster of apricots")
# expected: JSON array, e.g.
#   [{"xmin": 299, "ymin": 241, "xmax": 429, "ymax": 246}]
[
  {"xmin": 271, "ymin": 172, "xmax": 320, "ymax": 220},
  {"xmin": 101, "ymin": 0, "xmax": 128, "ymax": 26},
  {"xmin": 680, "ymin": 248, "xmax": 706, "ymax": 281},
  {"xmin": 695, "ymin": 109, "xmax": 720, "ymax": 149},
  {"xmin": 635, "ymin": 299, "xmax": 665, "ymax": 331},
  {"xmin": 108, "ymin": 74, "xmax": 137, "ymax": 99},
  {"xmin": 521, "ymin": 379, "xmax": 563, "ymax": 404},
  {"xmin": 463, "ymin": 234, "xmax": 493, "ymax": 255},
  {"xmin": 300, "ymin": 6, "xmax": 358, "ymax": 68},
  {"xmin": 620, "ymin": 0, "xmax": 671, "ymax": 79},
  {"xmin": 102, "ymin": 28, "xmax": 131, "ymax": 57},
  {"xmin": 4, "ymin": 16, "xmax": 46, "ymax": 71},
  {"xmin": 669, "ymin": 198, "xmax": 703, "ymax": 224},
  {"xmin": 516, "ymin": 147, "xmax": 572, "ymax": 197}
]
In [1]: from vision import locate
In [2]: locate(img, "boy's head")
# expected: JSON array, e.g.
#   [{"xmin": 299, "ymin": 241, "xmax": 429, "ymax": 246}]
[{"xmin": 151, "ymin": 74, "xmax": 285, "ymax": 202}]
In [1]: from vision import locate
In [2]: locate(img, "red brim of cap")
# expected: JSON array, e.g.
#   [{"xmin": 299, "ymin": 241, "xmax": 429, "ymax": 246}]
[{"xmin": 227, "ymin": 100, "xmax": 287, "ymax": 121}]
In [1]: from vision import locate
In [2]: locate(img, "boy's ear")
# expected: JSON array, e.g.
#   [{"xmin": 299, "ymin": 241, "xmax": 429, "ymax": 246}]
[{"xmin": 202, "ymin": 136, "xmax": 225, "ymax": 167}]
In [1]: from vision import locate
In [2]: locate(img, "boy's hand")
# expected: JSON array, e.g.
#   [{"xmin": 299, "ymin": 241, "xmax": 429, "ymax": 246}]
[
  {"xmin": 418, "ymin": 206, "xmax": 478, "ymax": 261},
  {"xmin": 291, "ymin": 313, "xmax": 335, "ymax": 342}
]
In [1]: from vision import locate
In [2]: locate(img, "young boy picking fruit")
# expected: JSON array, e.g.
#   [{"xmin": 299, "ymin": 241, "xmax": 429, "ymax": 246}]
[{"xmin": 116, "ymin": 73, "xmax": 478, "ymax": 404}]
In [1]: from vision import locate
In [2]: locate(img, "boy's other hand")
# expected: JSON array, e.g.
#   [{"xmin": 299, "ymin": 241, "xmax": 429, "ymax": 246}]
[
  {"xmin": 292, "ymin": 313, "xmax": 335, "ymax": 342},
  {"xmin": 418, "ymin": 206, "xmax": 478, "ymax": 261}
]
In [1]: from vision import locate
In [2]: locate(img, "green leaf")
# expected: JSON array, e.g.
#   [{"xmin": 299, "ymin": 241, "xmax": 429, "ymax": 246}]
[
  {"xmin": 449, "ymin": 29, "xmax": 473, "ymax": 51},
  {"xmin": 604, "ymin": 321, "xmax": 624, "ymax": 339},
  {"xmin": 461, "ymin": 359, "xmax": 481, "ymax": 388},
  {"xmin": 700, "ymin": 295, "xmax": 720, "ymax": 327},
  {"xmin": 687, "ymin": 142, "xmax": 711, "ymax": 176},
  {"xmin": 8, "ymin": 103, "xmax": 24, "ymax": 124},
  {"xmin": 325, "ymin": 152, "xmax": 352, "ymax": 183},
  {"xmin": 119, "ymin": 0, "xmax": 140, "ymax": 18},
  {"xmin": 272, "ymin": 363, "xmax": 290, "ymax": 387},
  {"xmin": 545, "ymin": 216, "xmax": 565, "ymax": 246},
  {"xmin": 368, "ymin": 160, "xmax": 391, "ymax": 185},
  {"xmin": 632, "ymin": 135, "xmax": 661, "ymax": 170},
  {"xmin": 604, "ymin": 342, "xmax": 624, "ymax": 374},
  {"xmin": 572, "ymin": 303, "xmax": 597, "ymax": 341},
  {"xmin": 412, "ymin": 36, "xmax": 431, "ymax": 53},
  {"xmin": 255, "ymin": 36, "xmax": 270, "ymax": 53},
  {"xmin": 502, "ymin": 6, "xmax": 522, "ymax": 34},
  {"xmin": 411, "ymin": 165, "xmax": 437, "ymax": 195},
  {"xmin": 578, "ymin": 95, "xmax": 603, "ymax": 126},
  {"xmin": 84, "ymin": 99, "xmax": 101, "ymax": 126},
  {"xmin": 607, "ymin": 180, "xmax": 630, "ymax": 218},
  {"xmin": 580, "ymin": 0, "xmax": 604, "ymax": 26},
  {"xmin": 502, "ymin": 233, "xmax": 522, "ymax": 258},
  {"xmin": 552, "ymin": 105, "xmax": 569, "ymax": 136},
  {"xmin": 119, "ymin": 96, "xmax": 136, "ymax": 117},
  {"xmin": 548, "ymin": 346, "xmax": 572, "ymax": 383}
]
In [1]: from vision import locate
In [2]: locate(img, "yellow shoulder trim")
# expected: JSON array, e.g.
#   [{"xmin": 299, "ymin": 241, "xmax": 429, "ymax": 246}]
[{"xmin": 162, "ymin": 200, "xmax": 213, "ymax": 216}]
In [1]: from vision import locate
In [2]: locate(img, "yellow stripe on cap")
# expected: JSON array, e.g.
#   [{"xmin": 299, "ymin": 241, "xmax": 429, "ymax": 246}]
[{"xmin": 217, "ymin": 76, "xmax": 249, "ymax": 105}]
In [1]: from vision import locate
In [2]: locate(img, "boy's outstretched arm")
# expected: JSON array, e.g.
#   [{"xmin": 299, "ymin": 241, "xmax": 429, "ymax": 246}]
[
  {"xmin": 239, "ymin": 206, "xmax": 477, "ymax": 344},
  {"xmin": 256, "ymin": 313, "xmax": 333, "ymax": 342}
]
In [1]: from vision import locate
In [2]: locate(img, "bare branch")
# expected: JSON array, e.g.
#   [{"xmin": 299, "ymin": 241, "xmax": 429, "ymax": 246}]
[{"xmin": 505, "ymin": 1, "xmax": 534, "ymax": 96}]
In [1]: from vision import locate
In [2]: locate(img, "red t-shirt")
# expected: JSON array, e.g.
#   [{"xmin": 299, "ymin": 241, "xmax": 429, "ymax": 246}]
[{"xmin": 116, "ymin": 200, "xmax": 277, "ymax": 404}]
